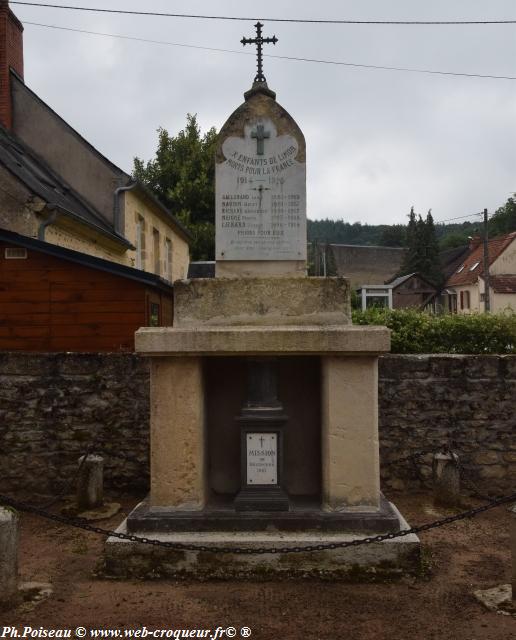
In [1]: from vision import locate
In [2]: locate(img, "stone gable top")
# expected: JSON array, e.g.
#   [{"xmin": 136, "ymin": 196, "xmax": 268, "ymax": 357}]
[{"xmin": 216, "ymin": 82, "xmax": 305, "ymax": 165}]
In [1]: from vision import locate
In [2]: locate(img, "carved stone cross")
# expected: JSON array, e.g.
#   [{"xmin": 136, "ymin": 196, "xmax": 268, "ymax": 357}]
[{"xmin": 251, "ymin": 124, "xmax": 270, "ymax": 155}]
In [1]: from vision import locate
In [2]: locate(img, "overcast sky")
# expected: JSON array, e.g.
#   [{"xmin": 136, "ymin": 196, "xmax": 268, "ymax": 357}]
[{"xmin": 12, "ymin": 0, "xmax": 516, "ymax": 225}]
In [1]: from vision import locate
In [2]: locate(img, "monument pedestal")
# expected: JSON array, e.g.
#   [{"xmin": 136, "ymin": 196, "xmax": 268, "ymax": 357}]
[{"xmin": 103, "ymin": 278, "xmax": 421, "ymax": 580}]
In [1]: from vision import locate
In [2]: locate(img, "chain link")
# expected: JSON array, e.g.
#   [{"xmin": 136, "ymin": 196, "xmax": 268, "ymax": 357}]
[
  {"xmin": 383, "ymin": 449, "xmax": 435, "ymax": 468},
  {"xmin": 384, "ymin": 448, "xmax": 497, "ymax": 503},
  {"xmin": 98, "ymin": 449, "xmax": 148, "ymax": 467},
  {"xmin": 0, "ymin": 491, "xmax": 514, "ymax": 555},
  {"xmin": 457, "ymin": 461, "xmax": 492, "ymax": 502}
]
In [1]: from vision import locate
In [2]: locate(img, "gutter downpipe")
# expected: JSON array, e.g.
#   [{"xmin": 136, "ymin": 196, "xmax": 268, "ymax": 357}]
[
  {"xmin": 37, "ymin": 205, "xmax": 60, "ymax": 241},
  {"xmin": 113, "ymin": 182, "xmax": 137, "ymax": 234}
]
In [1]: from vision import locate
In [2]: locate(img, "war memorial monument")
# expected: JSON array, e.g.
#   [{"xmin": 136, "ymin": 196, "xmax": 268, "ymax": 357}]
[{"xmin": 105, "ymin": 24, "xmax": 421, "ymax": 578}]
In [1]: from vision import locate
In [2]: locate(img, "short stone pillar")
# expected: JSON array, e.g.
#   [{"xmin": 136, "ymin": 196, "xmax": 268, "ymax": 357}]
[
  {"xmin": 321, "ymin": 356, "xmax": 380, "ymax": 511},
  {"xmin": 149, "ymin": 357, "xmax": 207, "ymax": 510},
  {"xmin": 0, "ymin": 507, "xmax": 19, "ymax": 604},
  {"xmin": 77, "ymin": 454, "xmax": 104, "ymax": 510},
  {"xmin": 511, "ymin": 503, "xmax": 516, "ymax": 602},
  {"xmin": 433, "ymin": 452, "xmax": 460, "ymax": 507}
]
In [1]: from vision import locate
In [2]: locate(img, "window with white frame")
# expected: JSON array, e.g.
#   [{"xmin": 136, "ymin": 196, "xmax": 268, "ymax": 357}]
[{"xmin": 360, "ymin": 286, "xmax": 393, "ymax": 311}]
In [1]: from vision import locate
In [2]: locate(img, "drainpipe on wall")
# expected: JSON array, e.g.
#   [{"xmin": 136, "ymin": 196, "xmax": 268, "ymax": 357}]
[
  {"xmin": 113, "ymin": 182, "xmax": 137, "ymax": 234},
  {"xmin": 37, "ymin": 205, "xmax": 59, "ymax": 241}
]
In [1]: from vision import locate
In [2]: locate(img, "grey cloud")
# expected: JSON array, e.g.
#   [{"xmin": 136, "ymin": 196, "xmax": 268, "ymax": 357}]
[{"xmin": 15, "ymin": 0, "xmax": 516, "ymax": 224}]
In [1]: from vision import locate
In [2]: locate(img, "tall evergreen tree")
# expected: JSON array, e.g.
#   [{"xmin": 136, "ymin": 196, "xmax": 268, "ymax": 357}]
[
  {"xmin": 421, "ymin": 210, "xmax": 443, "ymax": 286},
  {"xmin": 399, "ymin": 207, "xmax": 418, "ymax": 274},
  {"xmin": 399, "ymin": 208, "xmax": 443, "ymax": 286}
]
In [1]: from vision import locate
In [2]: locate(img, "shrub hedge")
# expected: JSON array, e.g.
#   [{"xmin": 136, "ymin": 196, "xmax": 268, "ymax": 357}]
[{"xmin": 351, "ymin": 308, "xmax": 516, "ymax": 354}]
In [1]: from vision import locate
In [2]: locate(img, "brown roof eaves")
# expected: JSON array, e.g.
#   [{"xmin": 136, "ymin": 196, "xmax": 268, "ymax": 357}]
[
  {"xmin": 483, "ymin": 275, "xmax": 516, "ymax": 294},
  {"xmin": 446, "ymin": 232, "xmax": 516, "ymax": 287}
]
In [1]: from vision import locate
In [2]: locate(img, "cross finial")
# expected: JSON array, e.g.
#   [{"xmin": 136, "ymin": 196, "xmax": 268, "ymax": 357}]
[{"xmin": 241, "ymin": 22, "xmax": 278, "ymax": 84}]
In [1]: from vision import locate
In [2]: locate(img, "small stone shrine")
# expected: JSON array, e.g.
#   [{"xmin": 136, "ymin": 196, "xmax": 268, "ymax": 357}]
[{"xmin": 105, "ymin": 24, "xmax": 420, "ymax": 579}]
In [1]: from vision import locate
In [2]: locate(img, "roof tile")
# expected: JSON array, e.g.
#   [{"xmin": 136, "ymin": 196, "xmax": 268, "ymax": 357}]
[
  {"xmin": 487, "ymin": 275, "xmax": 516, "ymax": 294},
  {"xmin": 446, "ymin": 231, "xmax": 516, "ymax": 287}
]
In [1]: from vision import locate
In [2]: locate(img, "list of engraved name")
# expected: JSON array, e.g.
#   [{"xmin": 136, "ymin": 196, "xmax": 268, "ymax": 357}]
[{"xmin": 220, "ymin": 146, "xmax": 302, "ymax": 254}]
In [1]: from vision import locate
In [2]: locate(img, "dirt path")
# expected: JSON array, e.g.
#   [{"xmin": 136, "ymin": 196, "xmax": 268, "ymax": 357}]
[{"xmin": 2, "ymin": 493, "xmax": 515, "ymax": 640}]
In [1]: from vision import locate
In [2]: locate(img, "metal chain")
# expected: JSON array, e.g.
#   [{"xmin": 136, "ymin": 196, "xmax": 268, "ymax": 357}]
[
  {"xmin": 383, "ymin": 449, "xmax": 435, "ymax": 468},
  {"xmin": 457, "ymin": 461, "xmax": 492, "ymax": 502},
  {"xmin": 97, "ymin": 449, "xmax": 148, "ymax": 467},
  {"xmin": 384, "ymin": 448, "xmax": 494, "ymax": 502},
  {"xmin": 0, "ymin": 491, "xmax": 514, "ymax": 555}
]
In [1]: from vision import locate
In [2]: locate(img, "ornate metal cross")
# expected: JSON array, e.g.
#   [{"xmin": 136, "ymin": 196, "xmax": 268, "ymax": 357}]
[
  {"xmin": 241, "ymin": 22, "xmax": 278, "ymax": 83},
  {"xmin": 251, "ymin": 124, "xmax": 270, "ymax": 155}
]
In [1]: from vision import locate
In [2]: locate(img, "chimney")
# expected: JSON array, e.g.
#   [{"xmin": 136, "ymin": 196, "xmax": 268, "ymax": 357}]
[
  {"xmin": 0, "ymin": 0, "xmax": 23, "ymax": 129},
  {"xmin": 468, "ymin": 235, "xmax": 482, "ymax": 251}
]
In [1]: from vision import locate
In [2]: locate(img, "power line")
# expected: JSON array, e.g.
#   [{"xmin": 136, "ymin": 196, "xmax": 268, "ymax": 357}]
[
  {"xmin": 24, "ymin": 22, "xmax": 254, "ymax": 57},
  {"xmin": 11, "ymin": 2, "xmax": 516, "ymax": 25},
  {"xmin": 23, "ymin": 22, "xmax": 516, "ymax": 82},
  {"xmin": 434, "ymin": 213, "xmax": 483, "ymax": 224}
]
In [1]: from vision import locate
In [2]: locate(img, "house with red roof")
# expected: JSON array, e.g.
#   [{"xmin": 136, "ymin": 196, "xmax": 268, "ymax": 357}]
[{"xmin": 444, "ymin": 231, "xmax": 516, "ymax": 313}]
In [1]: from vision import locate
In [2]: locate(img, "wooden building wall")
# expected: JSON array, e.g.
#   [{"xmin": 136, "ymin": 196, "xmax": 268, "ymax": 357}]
[
  {"xmin": 0, "ymin": 241, "xmax": 173, "ymax": 352},
  {"xmin": 392, "ymin": 275, "xmax": 436, "ymax": 310}
]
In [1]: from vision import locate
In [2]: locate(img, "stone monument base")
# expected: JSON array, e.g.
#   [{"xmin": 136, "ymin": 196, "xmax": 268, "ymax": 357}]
[
  {"xmin": 125, "ymin": 494, "xmax": 401, "ymax": 533},
  {"xmin": 103, "ymin": 503, "xmax": 421, "ymax": 581}
]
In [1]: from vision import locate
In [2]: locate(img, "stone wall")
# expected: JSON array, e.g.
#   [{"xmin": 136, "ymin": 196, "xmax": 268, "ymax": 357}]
[
  {"xmin": 379, "ymin": 355, "xmax": 516, "ymax": 493},
  {"xmin": 0, "ymin": 353, "xmax": 150, "ymax": 495},
  {"xmin": 0, "ymin": 353, "xmax": 514, "ymax": 496}
]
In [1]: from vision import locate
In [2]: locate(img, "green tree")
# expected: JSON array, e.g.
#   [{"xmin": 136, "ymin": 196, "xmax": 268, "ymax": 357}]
[
  {"xmin": 379, "ymin": 224, "xmax": 406, "ymax": 247},
  {"xmin": 133, "ymin": 114, "xmax": 218, "ymax": 260},
  {"xmin": 399, "ymin": 208, "xmax": 443, "ymax": 286},
  {"xmin": 420, "ymin": 210, "xmax": 443, "ymax": 286},
  {"xmin": 399, "ymin": 207, "xmax": 418, "ymax": 274},
  {"xmin": 489, "ymin": 194, "xmax": 516, "ymax": 237},
  {"xmin": 440, "ymin": 231, "xmax": 470, "ymax": 250}
]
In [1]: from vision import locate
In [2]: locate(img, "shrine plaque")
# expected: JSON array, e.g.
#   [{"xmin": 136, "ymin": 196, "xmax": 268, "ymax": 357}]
[
  {"xmin": 246, "ymin": 432, "xmax": 278, "ymax": 485},
  {"xmin": 216, "ymin": 118, "xmax": 306, "ymax": 262}
]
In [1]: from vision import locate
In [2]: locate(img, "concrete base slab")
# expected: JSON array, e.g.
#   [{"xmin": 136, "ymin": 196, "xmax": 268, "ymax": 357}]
[
  {"xmin": 473, "ymin": 585, "xmax": 516, "ymax": 617},
  {"xmin": 103, "ymin": 503, "xmax": 420, "ymax": 581}
]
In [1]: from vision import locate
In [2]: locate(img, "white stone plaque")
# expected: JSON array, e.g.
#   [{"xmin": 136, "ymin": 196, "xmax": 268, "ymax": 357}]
[
  {"xmin": 246, "ymin": 432, "xmax": 278, "ymax": 486},
  {"xmin": 216, "ymin": 118, "xmax": 306, "ymax": 261}
]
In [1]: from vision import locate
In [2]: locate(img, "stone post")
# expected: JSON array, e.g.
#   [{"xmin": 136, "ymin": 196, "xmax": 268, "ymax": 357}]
[
  {"xmin": 321, "ymin": 356, "xmax": 380, "ymax": 511},
  {"xmin": 0, "ymin": 507, "xmax": 19, "ymax": 605},
  {"xmin": 149, "ymin": 357, "xmax": 207, "ymax": 509},
  {"xmin": 511, "ymin": 503, "xmax": 516, "ymax": 602},
  {"xmin": 77, "ymin": 454, "xmax": 104, "ymax": 510},
  {"xmin": 433, "ymin": 452, "xmax": 460, "ymax": 507}
]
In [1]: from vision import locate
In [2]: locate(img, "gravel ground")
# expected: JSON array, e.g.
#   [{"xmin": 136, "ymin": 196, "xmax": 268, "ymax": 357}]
[{"xmin": 2, "ymin": 492, "xmax": 515, "ymax": 640}]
